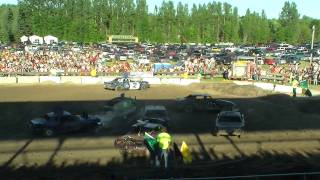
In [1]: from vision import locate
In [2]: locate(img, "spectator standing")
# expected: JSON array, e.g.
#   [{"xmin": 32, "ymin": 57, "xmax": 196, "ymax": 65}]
[{"xmin": 292, "ymin": 78, "xmax": 299, "ymax": 97}]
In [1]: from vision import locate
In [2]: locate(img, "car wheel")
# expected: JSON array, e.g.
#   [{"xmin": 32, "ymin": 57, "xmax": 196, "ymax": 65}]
[
  {"xmin": 212, "ymin": 129, "xmax": 218, "ymax": 136},
  {"xmin": 44, "ymin": 129, "xmax": 54, "ymax": 137},
  {"xmin": 184, "ymin": 105, "xmax": 194, "ymax": 113},
  {"xmin": 92, "ymin": 126, "xmax": 102, "ymax": 134},
  {"xmin": 140, "ymin": 84, "xmax": 147, "ymax": 90}
]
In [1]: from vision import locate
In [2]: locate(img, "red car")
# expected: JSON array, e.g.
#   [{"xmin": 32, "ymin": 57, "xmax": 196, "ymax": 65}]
[{"xmin": 264, "ymin": 57, "xmax": 276, "ymax": 65}]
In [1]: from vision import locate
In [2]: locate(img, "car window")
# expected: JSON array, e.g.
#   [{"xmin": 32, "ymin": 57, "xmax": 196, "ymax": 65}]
[
  {"xmin": 196, "ymin": 96, "xmax": 204, "ymax": 100},
  {"xmin": 61, "ymin": 115, "xmax": 80, "ymax": 122},
  {"xmin": 219, "ymin": 115, "xmax": 242, "ymax": 123}
]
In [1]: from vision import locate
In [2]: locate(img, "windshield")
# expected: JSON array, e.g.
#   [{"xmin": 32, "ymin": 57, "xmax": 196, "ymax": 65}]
[
  {"xmin": 145, "ymin": 110, "xmax": 167, "ymax": 118},
  {"xmin": 219, "ymin": 115, "xmax": 242, "ymax": 123}
]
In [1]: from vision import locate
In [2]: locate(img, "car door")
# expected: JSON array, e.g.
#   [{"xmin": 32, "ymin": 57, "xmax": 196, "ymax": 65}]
[
  {"xmin": 129, "ymin": 80, "xmax": 140, "ymax": 90},
  {"xmin": 194, "ymin": 96, "xmax": 205, "ymax": 110},
  {"xmin": 204, "ymin": 96, "xmax": 216, "ymax": 110},
  {"xmin": 59, "ymin": 115, "xmax": 81, "ymax": 133}
]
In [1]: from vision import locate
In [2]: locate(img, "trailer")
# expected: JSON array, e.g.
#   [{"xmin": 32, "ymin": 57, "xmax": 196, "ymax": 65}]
[{"xmin": 230, "ymin": 57, "xmax": 255, "ymax": 80}]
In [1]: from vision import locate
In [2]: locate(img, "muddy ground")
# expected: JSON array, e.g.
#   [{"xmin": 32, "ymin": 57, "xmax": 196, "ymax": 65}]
[{"xmin": 1, "ymin": 83, "xmax": 320, "ymax": 179}]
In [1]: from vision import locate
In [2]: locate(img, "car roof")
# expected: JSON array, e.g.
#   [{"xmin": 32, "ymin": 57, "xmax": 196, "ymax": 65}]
[
  {"xmin": 189, "ymin": 93, "xmax": 211, "ymax": 97},
  {"xmin": 219, "ymin": 111, "xmax": 241, "ymax": 116},
  {"xmin": 132, "ymin": 121, "xmax": 164, "ymax": 129},
  {"xmin": 47, "ymin": 111, "xmax": 71, "ymax": 117},
  {"xmin": 145, "ymin": 105, "xmax": 166, "ymax": 111}
]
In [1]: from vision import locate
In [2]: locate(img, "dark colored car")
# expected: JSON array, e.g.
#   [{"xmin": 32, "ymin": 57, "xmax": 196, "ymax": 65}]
[
  {"xmin": 136, "ymin": 105, "xmax": 170, "ymax": 128},
  {"xmin": 29, "ymin": 110, "xmax": 103, "ymax": 136},
  {"xmin": 176, "ymin": 94, "xmax": 236, "ymax": 113},
  {"xmin": 213, "ymin": 111, "xmax": 245, "ymax": 137},
  {"xmin": 104, "ymin": 77, "xmax": 150, "ymax": 91}
]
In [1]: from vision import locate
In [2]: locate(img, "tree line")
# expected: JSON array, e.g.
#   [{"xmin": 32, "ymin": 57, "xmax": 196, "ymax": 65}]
[{"xmin": 0, "ymin": 0, "xmax": 319, "ymax": 45}]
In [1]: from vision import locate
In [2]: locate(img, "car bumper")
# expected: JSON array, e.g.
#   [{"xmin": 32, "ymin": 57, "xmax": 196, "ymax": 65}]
[
  {"xmin": 215, "ymin": 128, "xmax": 243, "ymax": 136},
  {"xmin": 104, "ymin": 84, "xmax": 115, "ymax": 90}
]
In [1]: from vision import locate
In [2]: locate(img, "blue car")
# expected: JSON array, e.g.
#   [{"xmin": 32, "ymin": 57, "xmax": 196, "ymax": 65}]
[{"xmin": 29, "ymin": 110, "xmax": 103, "ymax": 136}]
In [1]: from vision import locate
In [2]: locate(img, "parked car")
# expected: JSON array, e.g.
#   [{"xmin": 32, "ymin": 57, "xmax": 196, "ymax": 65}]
[
  {"xmin": 263, "ymin": 57, "xmax": 276, "ymax": 65},
  {"xmin": 176, "ymin": 94, "xmax": 236, "ymax": 113},
  {"xmin": 127, "ymin": 50, "xmax": 135, "ymax": 59},
  {"xmin": 117, "ymin": 53, "xmax": 128, "ymax": 61},
  {"xmin": 29, "ymin": 110, "xmax": 103, "ymax": 136},
  {"xmin": 104, "ymin": 77, "xmax": 150, "ymax": 91},
  {"xmin": 213, "ymin": 111, "xmax": 245, "ymax": 137},
  {"xmin": 136, "ymin": 55, "xmax": 150, "ymax": 65}
]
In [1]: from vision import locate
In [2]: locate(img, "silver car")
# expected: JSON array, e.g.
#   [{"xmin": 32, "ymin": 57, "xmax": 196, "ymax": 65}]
[{"xmin": 214, "ymin": 111, "xmax": 245, "ymax": 137}]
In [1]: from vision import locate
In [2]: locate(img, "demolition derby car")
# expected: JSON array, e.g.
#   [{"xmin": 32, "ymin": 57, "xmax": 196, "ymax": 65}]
[
  {"xmin": 114, "ymin": 120, "xmax": 166, "ymax": 154},
  {"xmin": 138, "ymin": 105, "xmax": 170, "ymax": 127},
  {"xmin": 104, "ymin": 77, "xmax": 150, "ymax": 91},
  {"xmin": 176, "ymin": 94, "xmax": 237, "ymax": 112},
  {"xmin": 29, "ymin": 110, "xmax": 103, "ymax": 136},
  {"xmin": 213, "ymin": 111, "xmax": 245, "ymax": 137}
]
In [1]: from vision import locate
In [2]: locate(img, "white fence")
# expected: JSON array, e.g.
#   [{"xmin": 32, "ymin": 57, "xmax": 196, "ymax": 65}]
[
  {"xmin": 0, "ymin": 76, "xmax": 200, "ymax": 86},
  {"xmin": 233, "ymin": 81, "xmax": 303, "ymax": 94}
]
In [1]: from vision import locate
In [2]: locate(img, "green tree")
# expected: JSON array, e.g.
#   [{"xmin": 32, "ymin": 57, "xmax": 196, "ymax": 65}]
[{"xmin": 278, "ymin": 1, "xmax": 300, "ymax": 43}]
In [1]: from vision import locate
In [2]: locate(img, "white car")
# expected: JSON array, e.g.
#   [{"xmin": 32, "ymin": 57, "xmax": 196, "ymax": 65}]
[
  {"xmin": 137, "ymin": 55, "xmax": 150, "ymax": 65},
  {"xmin": 127, "ymin": 50, "xmax": 135, "ymax": 59}
]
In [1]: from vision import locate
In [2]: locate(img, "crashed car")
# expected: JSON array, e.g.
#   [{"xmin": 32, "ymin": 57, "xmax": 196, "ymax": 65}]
[
  {"xmin": 138, "ymin": 105, "xmax": 170, "ymax": 127},
  {"xmin": 114, "ymin": 121, "xmax": 165, "ymax": 154},
  {"xmin": 213, "ymin": 111, "xmax": 245, "ymax": 137},
  {"xmin": 100, "ymin": 94, "xmax": 145, "ymax": 132},
  {"xmin": 29, "ymin": 110, "xmax": 103, "ymax": 136},
  {"xmin": 176, "ymin": 93, "xmax": 236, "ymax": 113},
  {"xmin": 104, "ymin": 77, "xmax": 150, "ymax": 91}
]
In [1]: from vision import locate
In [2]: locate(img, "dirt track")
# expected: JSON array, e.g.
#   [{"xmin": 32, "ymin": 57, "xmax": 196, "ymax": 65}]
[{"xmin": 1, "ymin": 83, "xmax": 320, "ymax": 178}]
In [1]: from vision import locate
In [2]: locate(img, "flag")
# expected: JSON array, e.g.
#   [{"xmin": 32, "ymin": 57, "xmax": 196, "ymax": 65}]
[
  {"xmin": 180, "ymin": 141, "xmax": 192, "ymax": 164},
  {"xmin": 144, "ymin": 132, "xmax": 157, "ymax": 153}
]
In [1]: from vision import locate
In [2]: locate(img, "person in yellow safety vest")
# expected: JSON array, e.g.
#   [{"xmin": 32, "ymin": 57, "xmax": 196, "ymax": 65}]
[
  {"xmin": 90, "ymin": 68, "xmax": 97, "ymax": 77},
  {"xmin": 155, "ymin": 127, "xmax": 172, "ymax": 168},
  {"xmin": 292, "ymin": 78, "xmax": 299, "ymax": 97}
]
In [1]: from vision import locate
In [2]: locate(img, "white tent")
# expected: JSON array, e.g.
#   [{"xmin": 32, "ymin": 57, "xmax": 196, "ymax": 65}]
[
  {"xmin": 20, "ymin": 35, "xmax": 28, "ymax": 43},
  {"xmin": 44, "ymin": 35, "xmax": 58, "ymax": 44},
  {"xmin": 29, "ymin": 35, "xmax": 43, "ymax": 44}
]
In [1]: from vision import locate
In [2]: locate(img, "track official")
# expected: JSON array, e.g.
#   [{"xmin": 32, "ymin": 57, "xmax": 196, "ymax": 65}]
[{"xmin": 156, "ymin": 128, "xmax": 172, "ymax": 168}]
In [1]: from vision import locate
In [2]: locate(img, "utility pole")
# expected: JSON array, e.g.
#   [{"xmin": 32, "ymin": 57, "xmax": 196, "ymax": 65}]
[{"xmin": 310, "ymin": 25, "xmax": 315, "ymax": 65}]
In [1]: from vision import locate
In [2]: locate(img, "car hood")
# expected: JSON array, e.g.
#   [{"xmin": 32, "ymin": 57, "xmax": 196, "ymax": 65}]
[
  {"xmin": 30, "ymin": 118, "xmax": 47, "ymax": 125},
  {"xmin": 176, "ymin": 97, "xmax": 186, "ymax": 101}
]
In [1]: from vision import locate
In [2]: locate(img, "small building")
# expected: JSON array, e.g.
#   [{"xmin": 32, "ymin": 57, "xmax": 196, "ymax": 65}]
[
  {"xmin": 20, "ymin": 35, "xmax": 28, "ymax": 43},
  {"xmin": 44, "ymin": 35, "xmax": 58, "ymax": 44},
  {"xmin": 29, "ymin": 35, "xmax": 43, "ymax": 45}
]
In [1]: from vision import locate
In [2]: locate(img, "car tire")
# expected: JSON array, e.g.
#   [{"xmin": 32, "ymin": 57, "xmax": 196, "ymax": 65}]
[
  {"xmin": 93, "ymin": 126, "xmax": 102, "ymax": 134},
  {"xmin": 212, "ymin": 129, "xmax": 218, "ymax": 136},
  {"xmin": 44, "ymin": 129, "xmax": 54, "ymax": 137},
  {"xmin": 140, "ymin": 84, "xmax": 147, "ymax": 90}
]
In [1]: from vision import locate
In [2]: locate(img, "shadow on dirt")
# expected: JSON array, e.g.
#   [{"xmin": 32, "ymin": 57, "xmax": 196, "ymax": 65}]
[
  {"xmin": 0, "ymin": 93, "xmax": 320, "ymax": 140},
  {"xmin": 1, "ymin": 137, "xmax": 320, "ymax": 179}
]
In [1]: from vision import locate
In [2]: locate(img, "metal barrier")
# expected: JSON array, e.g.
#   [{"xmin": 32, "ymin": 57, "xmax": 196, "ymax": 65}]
[{"xmin": 157, "ymin": 171, "xmax": 320, "ymax": 180}]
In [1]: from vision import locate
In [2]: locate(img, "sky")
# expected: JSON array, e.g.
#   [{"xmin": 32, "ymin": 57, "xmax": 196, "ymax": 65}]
[{"xmin": 1, "ymin": 0, "xmax": 319, "ymax": 19}]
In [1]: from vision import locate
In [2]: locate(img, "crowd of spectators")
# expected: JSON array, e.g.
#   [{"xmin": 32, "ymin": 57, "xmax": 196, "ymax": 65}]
[
  {"xmin": 0, "ymin": 45, "xmax": 319, "ymax": 86},
  {"xmin": 0, "ymin": 47, "xmax": 221, "ymax": 77}
]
